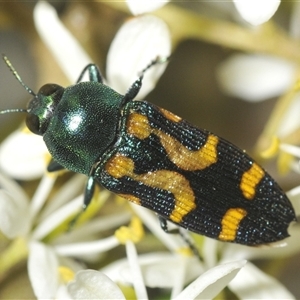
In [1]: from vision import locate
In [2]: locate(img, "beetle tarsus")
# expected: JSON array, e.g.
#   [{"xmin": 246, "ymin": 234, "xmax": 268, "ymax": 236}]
[
  {"xmin": 83, "ymin": 176, "xmax": 96, "ymax": 209},
  {"xmin": 158, "ymin": 216, "xmax": 202, "ymax": 260}
]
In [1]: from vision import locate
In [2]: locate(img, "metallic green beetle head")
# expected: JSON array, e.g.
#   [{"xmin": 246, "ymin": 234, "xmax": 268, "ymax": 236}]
[
  {"xmin": 26, "ymin": 83, "xmax": 64, "ymax": 135},
  {"xmin": 43, "ymin": 81, "xmax": 124, "ymax": 175}
]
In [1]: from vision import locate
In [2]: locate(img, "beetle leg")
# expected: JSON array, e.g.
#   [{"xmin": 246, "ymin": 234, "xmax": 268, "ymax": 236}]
[
  {"xmin": 158, "ymin": 216, "xmax": 201, "ymax": 259},
  {"xmin": 68, "ymin": 177, "xmax": 96, "ymax": 230},
  {"xmin": 47, "ymin": 159, "xmax": 65, "ymax": 172},
  {"xmin": 158, "ymin": 215, "xmax": 179, "ymax": 234},
  {"xmin": 83, "ymin": 176, "xmax": 96, "ymax": 210}
]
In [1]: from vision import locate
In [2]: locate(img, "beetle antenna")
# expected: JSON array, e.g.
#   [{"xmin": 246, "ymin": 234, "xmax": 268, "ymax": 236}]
[
  {"xmin": 138, "ymin": 56, "xmax": 170, "ymax": 78},
  {"xmin": 0, "ymin": 108, "xmax": 28, "ymax": 115},
  {"xmin": 122, "ymin": 56, "xmax": 170, "ymax": 106},
  {"xmin": 2, "ymin": 54, "xmax": 36, "ymax": 97}
]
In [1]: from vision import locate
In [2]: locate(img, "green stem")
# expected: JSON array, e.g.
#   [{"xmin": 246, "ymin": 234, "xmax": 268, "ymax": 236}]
[{"xmin": 0, "ymin": 238, "xmax": 28, "ymax": 283}]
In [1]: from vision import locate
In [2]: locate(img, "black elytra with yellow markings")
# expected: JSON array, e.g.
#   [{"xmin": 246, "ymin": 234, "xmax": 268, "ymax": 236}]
[{"xmin": 1, "ymin": 56, "xmax": 296, "ymax": 246}]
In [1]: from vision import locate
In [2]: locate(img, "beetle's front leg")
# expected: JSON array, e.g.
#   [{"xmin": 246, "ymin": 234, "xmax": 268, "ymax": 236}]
[
  {"xmin": 68, "ymin": 176, "xmax": 96, "ymax": 229},
  {"xmin": 47, "ymin": 159, "xmax": 96, "ymax": 210},
  {"xmin": 47, "ymin": 159, "xmax": 65, "ymax": 172},
  {"xmin": 83, "ymin": 176, "xmax": 96, "ymax": 210}
]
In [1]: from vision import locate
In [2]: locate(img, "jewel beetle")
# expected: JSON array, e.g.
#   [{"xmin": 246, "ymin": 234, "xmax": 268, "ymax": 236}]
[{"xmin": 1, "ymin": 55, "xmax": 296, "ymax": 246}]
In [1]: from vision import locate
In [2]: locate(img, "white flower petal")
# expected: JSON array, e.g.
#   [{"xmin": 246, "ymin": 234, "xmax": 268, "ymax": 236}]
[
  {"xmin": 30, "ymin": 173, "xmax": 57, "ymax": 221},
  {"xmin": 290, "ymin": 2, "xmax": 300, "ymax": 38},
  {"xmin": 68, "ymin": 270, "xmax": 125, "ymax": 299},
  {"xmin": 34, "ymin": 1, "xmax": 92, "ymax": 83},
  {"xmin": 130, "ymin": 204, "xmax": 188, "ymax": 253},
  {"xmin": 102, "ymin": 253, "xmax": 203, "ymax": 289},
  {"xmin": 107, "ymin": 15, "xmax": 171, "ymax": 98},
  {"xmin": 174, "ymin": 260, "xmax": 246, "ymax": 300},
  {"xmin": 127, "ymin": 0, "xmax": 169, "ymax": 15},
  {"xmin": 0, "ymin": 171, "xmax": 30, "ymax": 202},
  {"xmin": 0, "ymin": 172, "xmax": 31, "ymax": 237},
  {"xmin": 0, "ymin": 190, "xmax": 30, "ymax": 238},
  {"xmin": 37, "ymin": 174, "xmax": 85, "ymax": 220},
  {"xmin": 54, "ymin": 235, "xmax": 120, "ymax": 259},
  {"xmin": 0, "ymin": 130, "xmax": 48, "ymax": 180},
  {"xmin": 287, "ymin": 186, "xmax": 300, "ymax": 216},
  {"xmin": 170, "ymin": 257, "xmax": 189, "ymax": 298},
  {"xmin": 277, "ymin": 95, "xmax": 300, "ymax": 137},
  {"xmin": 53, "ymin": 210, "xmax": 131, "ymax": 245},
  {"xmin": 55, "ymin": 285, "xmax": 72, "ymax": 300},
  {"xmin": 280, "ymin": 143, "xmax": 300, "ymax": 158},
  {"xmin": 28, "ymin": 242, "xmax": 59, "ymax": 299},
  {"xmin": 126, "ymin": 241, "xmax": 148, "ymax": 299},
  {"xmin": 229, "ymin": 262, "xmax": 295, "ymax": 299},
  {"xmin": 202, "ymin": 237, "xmax": 219, "ymax": 269},
  {"xmin": 31, "ymin": 195, "xmax": 83, "ymax": 240},
  {"xmin": 217, "ymin": 54, "xmax": 296, "ymax": 102},
  {"xmin": 233, "ymin": 0, "xmax": 280, "ymax": 26}
]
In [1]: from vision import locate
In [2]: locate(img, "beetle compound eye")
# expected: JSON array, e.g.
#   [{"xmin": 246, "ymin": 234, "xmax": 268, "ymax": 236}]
[
  {"xmin": 38, "ymin": 84, "xmax": 63, "ymax": 96},
  {"xmin": 26, "ymin": 114, "xmax": 41, "ymax": 135}
]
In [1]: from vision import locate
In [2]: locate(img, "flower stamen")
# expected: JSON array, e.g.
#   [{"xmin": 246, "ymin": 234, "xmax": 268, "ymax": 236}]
[
  {"xmin": 58, "ymin": 266, "xmax": 75, "ymax": 284},
  {"xmin": 115, "ymin": 216, "xmax": 144, "ymax": 244}
]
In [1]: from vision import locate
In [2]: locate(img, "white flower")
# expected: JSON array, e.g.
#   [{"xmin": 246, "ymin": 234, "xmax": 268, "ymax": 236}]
[
  {"xmin": 0, "ymin": 173, "xmax": 31, "ymax": 238},
  {"xmin": 68, "ymin": 269, "xmax": 125, "ymax": 299},
  {"xmin": 217, "ymin": 54, "xmax": 296, "ymax": 103},
  {"xmin": 0, "ymin": 130, "xmax": 48, "ymax": 180},
  {"xmin": 0, "ymin": 168, "xmax": 134, "ymax": 297},
  {"xmin": 28, "ymin": 242, "xmax": 61, "ymax": 299},
  {"xmin": 0, "ymin": 168, "xmax": 247, "ymax": 299},
  {"xmin": 102, "ymin": 246, "xmax": 246, "ymax": 299},
  {"xmin": 33, "ymin": 1, "xmax": 171, "ymax": 97},
  {"xmin": 229, "ymin": 262, "xmax": 295, "ymax": 299},
  {"xmin": 33, "ymin": 1, "xmax": 92, "ymax": 83},
  {"xmin": 217, "ymin": 2, "xmax": 300, "ymax": 163},
  {"xmin": 126, "ymin": 0, "xmax": 169, "ymax": 16},
  {"xmin": 217, "ymin": 2, "xmax": 300, "ymax": 104},
  {"xmin": 0, "ymin": 1, "xmax": 298, "ymax": 299},
  {"xmin": 233, "ymin": 0, "xmax": 281, "ymax": 26},
  {"xmin": 106, "ymin": 15, "xmax": 170, "ymax": 98}
]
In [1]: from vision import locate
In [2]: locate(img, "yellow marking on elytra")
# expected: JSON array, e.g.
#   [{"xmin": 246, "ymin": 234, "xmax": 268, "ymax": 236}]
[
  {"xmin": 127, "ymin": 113, "xmax": 151, "ymax": 139},
  {"xmin": 240, "ymin": 163, "xmax": 265, "ymax": 200},
  {"xmin": 156, "ymin": 131, "xmax": 218, "ymax": 171},
  {"xmin": 105, "ymin": 155, "xmax": 134, "ymax": 178},
  {"xmin": 105, "ymin": 154, "xmax": 196, "ymax": 223},
  {"xmin": 137, "ymin": 170, "xmax": 196, "ymax": 223},
  {"xmin": 126, "ymin": 113, "xmax": 218, "ymax": 171},
  {"xmin": 219, "ymin": 208, "xmax": 247, "ymax": 242},
  {"xmin": 159, "ymin": 107, "xmax": 182, "ymax": 122}
]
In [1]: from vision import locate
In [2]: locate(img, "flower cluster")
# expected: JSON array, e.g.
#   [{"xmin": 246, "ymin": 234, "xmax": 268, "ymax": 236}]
[{"xmin": 0, "ymin": 1, "xmax": 299, "ymax": 299}]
